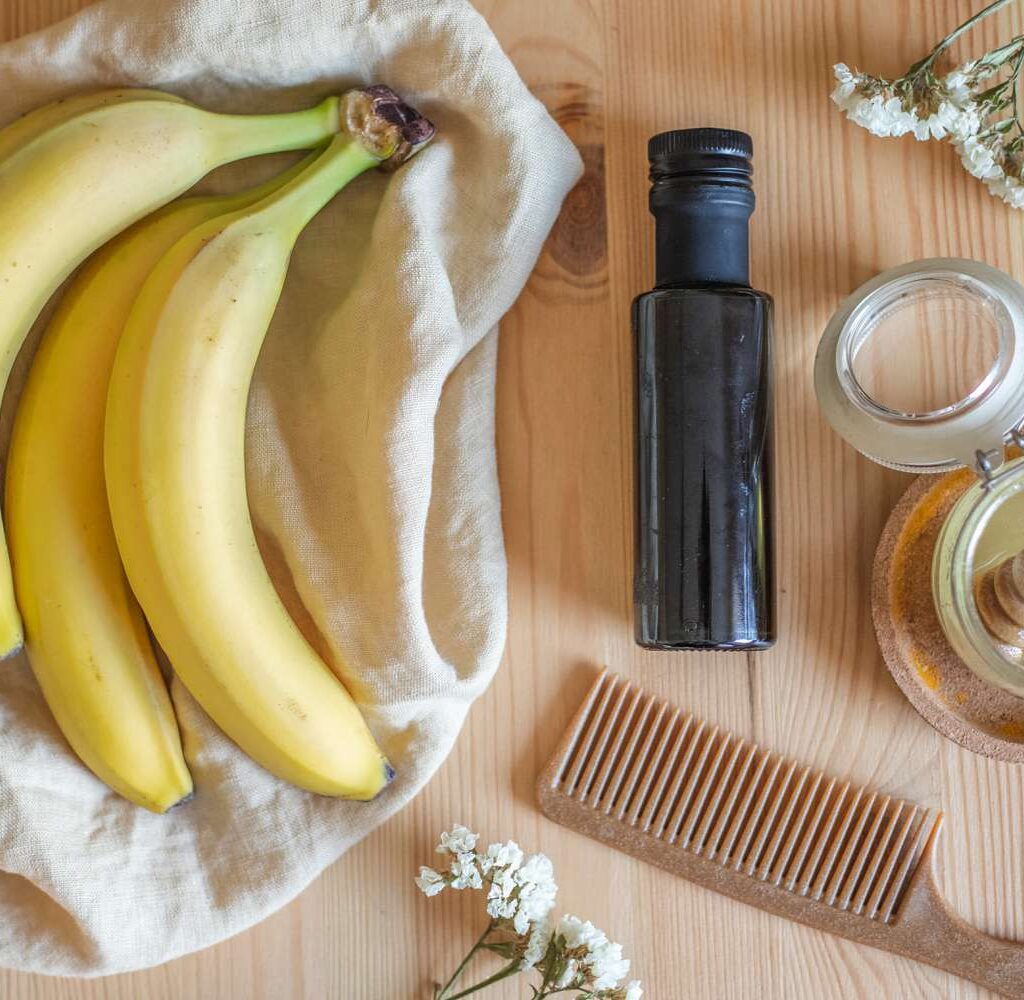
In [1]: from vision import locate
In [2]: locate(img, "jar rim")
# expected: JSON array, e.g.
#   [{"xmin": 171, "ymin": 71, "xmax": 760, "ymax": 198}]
[
  {"xmin": 815, "ymin": 258, "xmax": 1024, "ymax": 473},
  {"xmin": 840, "ymin": 270, "xmax": 1012, "ymax": 424}
]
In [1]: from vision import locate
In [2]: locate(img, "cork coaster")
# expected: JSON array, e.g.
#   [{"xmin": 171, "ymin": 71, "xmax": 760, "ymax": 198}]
[{"xmin": 873, "ymin": 470, "xmax": 1024, "ymax": 762}]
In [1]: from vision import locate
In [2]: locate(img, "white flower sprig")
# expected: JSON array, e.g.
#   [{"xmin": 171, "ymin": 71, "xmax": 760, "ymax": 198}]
[
  {"xmin": 417, "ymin": 824, "xmax": 642, "ymax": 1000},
  {"xmin": 831, "ymin": 0, "xmax": 1024, "ymax": 208},
  {"xmin": 831, "ymin": 62, "xmax": 982, "ymax": 142}
]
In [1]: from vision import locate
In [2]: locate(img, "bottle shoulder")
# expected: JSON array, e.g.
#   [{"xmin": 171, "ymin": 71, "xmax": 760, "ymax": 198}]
[
  {"xmin": 632, "ymin": 287, "xmax": 774, "ymax": 327},
  {"xmin": 633, "ymin": 285, "xmax": 772, "ymax": 305}
]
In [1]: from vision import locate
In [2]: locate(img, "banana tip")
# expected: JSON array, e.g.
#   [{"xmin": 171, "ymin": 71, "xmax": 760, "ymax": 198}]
[
  {"xmin": 0, "ymin": 637, "xmax": 24, "ymax": 660},
  {"xmin": 168, "ymin": 790, "xmax": 196, "ymax": 810}
]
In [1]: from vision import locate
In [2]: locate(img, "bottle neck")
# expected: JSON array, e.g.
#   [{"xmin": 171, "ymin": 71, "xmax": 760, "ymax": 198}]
[{"xmin": 652, "ymin": 186, "xmax": 753, "ymax": 287}]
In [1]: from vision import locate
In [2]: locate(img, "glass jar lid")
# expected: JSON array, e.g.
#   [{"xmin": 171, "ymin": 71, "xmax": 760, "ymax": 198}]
[{"xmin": 814, "ymin": 258, "xmax": 1024, "ymax": 475}]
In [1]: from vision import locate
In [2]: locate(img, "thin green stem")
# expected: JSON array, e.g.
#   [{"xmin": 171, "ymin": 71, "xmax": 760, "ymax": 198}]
[
  {"xmin": 927, "ymin": 0, "xmax": 1019, "ymax": 66},
  {"xmin": 208, "ymin": 96, "xmax": 341, "ymax": 163},
  {"xmin": 444, "ymin": 961, "xmax": 522, "ymax": 1000},
  {"xmin": 1010, "ymin": 45, "xmax": 1024, "ymax": 134},
  {"xmin": 437, "ymin": 922, "xmax": 496, "ymax": 1000}
]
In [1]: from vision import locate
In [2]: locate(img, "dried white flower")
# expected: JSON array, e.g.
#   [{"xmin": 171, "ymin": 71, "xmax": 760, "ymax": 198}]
[
  {"xmin": 485, "ymin": 893, "xmax": 517, "ymax": 920},
  {"xmin": 514, "ymin": 881, "xmax": 557, "ymax": 931},
  {"xmin": 830, "ymin": 63, "xmax": 981, "ymax": 144},
  {"xmin": 521, "ymin": 876, "xmax": 558, "ymax": 909},
  {"xmin": 830, "ymin": 66, "xmax": 913, "ymax": 138},
  {"xmin": 858, "ymin": 95, "xmax": 913, "ymax": 137},
  {"xmin": 414, "ymin": 866, "xmax": 446, "ymax": 897},
  {"xmin": 488, "ymin": 864, "xmax": 518, "ymax": 900},
  {"xmin": 557, "ymin": 914, "xmax": 604, "ymax": 950},
  {"xmin": 557, "ymin": 915, "xmax": 631, "ymax": 990},
  {"xmin": 830, "ymin": 63, "xmax": 860, "ymax": 110},
  {"xmin": 944, "ymin": 63, "xmax": 976, "ymax": 105},
  {"xmin": 953, "ymin": 133, "xmax": 1024, "ymax": 208},
  {"xmin": 516, "ymin": 852, "xmax": 555, "ymax": 886},
  {"xmin": 436, "ymin": 824, "xmax": 479, "ymax": 856},
  {"xmin": 958, "ymin": 135, "xmax": 1002, "ymax": 179},
  {"xmin": 512, "ymin": 904, "xmax": 531, "ymax": 935},
  {"xmin": 831, "ymin": 1, "xmax": 1024, "ymax": 211},
  {"xmin": 479, "ymin": 847, "xmax": 557, "ymax": 931},
  {"xmin": 417, "ymin": 825, "xmax": 639, "ymax": 998},
  {"xmin": 520, "ymin": 919, "xmax": 551, "ymax": 970},
  {"xmin": 449, "ymin": 853, "xmax": 483, "ymax": 890},
  {"xmin": 990, "ymin": 172, "xmax": 1024, "ymax": 208},
  {"xmin": 555, "ymin": 959, "xmax": 579, "ymax": 989},
  {"xmin": 926, "ymin": 100, "xmax": 981, "ymax": 142},
  {"xmin": 589, "ymin": 938, "xmax": 631, "ymax": 990},
  {"xmin": 480, "ymin": 839, "xmax": 524, "ymax": 874}
]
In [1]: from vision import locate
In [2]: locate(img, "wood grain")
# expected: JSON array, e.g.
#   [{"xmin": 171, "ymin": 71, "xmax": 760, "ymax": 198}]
[{"xmin": 2, "ymin": 0, "xmax": 1024, "ymax": 997}]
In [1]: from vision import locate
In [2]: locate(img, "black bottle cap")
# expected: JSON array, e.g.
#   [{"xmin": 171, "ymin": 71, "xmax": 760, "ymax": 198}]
[
  {"xmin": 647, "ymin": 128, "xmax": 755, "ymax": 286},
  {"xmin": 648, "ymin": 128, "xmax": 753, "ymax": 188}
]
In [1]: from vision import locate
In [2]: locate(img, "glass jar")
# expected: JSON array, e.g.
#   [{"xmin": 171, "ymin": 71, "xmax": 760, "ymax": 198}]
[{"xmin": 815, "ymin": 258, "xmax": 1024, "ymax": 697}]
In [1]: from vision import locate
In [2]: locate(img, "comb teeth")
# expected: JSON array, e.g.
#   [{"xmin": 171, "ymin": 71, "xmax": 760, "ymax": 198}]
[{"xmin": 549, "ymin": 673, "xmax": 938, "ymax": 924}]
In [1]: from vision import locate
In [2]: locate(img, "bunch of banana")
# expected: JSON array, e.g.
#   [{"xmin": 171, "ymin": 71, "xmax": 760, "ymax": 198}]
[
  {"xmin": 6, "ymin": 156, "xmax": 315, "ymax": 813},
  {"xmin": 106, "ymin": 86, "xmax": 433, "ymax": 800},
  {"xmin": 0, "ymin": 85, "xmax": 356, "ymax": 654},
  {"xmin": 8, "ymin": 84, "xmax": 433, "ymax": 809}
]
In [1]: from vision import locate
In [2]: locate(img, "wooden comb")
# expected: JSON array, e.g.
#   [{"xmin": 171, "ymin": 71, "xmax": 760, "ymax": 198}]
[{"xmin": 537, "ymin": 671, "xmax": 1024, "ymax": 998}]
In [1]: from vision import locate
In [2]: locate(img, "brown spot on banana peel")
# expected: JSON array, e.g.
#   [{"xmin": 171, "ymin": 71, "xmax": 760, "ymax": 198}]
[{"xmin": 341, "ymin": 85, "xmax": 435, "ymax": 170}]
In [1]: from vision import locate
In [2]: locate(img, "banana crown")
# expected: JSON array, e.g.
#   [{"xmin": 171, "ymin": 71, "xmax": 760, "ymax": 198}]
[{"xmin": 341, "ymin": 85, "xmax": 435, "ymax": 169}]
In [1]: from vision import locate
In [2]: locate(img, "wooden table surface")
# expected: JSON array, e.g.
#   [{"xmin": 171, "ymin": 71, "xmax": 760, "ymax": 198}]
[{"xmin": 4, "ymin": 0, "xmax": 1024, "ymax": 997}]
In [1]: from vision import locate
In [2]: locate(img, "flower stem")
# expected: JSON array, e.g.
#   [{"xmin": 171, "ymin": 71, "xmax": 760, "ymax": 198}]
[
  {"xmin": 932, "ymin": 0, "xmax": 1018, "ymax": 63},
  {"xmin": 905, "ymin": 0, "xmax": 1020, "ymax": 78},
  {"xmin": 443, "ymin": 961, "xmax": 522, "ymax": 999},
  {"xmin": 535, "ymin": 936, "xmax": 559, "ymax": 994},
  {"xmin": 436, "ymin": 922, "xmax": 496, "ymax": 1000},
  {"xmin": 1010, "ymin": 45, "xmax": 1024, "ymax": 134}
]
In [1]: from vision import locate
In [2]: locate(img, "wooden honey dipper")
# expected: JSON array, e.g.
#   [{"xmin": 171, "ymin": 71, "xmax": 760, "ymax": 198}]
[{"xmin": 975, "ymin": 552, "xmax": 1024, "ymax": 650}]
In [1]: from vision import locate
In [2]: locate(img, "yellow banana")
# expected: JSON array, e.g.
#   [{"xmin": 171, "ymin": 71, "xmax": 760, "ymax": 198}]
[
  {"xmin": 7, "ymin": 155, "xmax": 317, "ymax": 813},
  {"xmin": 0, "ymin": 89, "xmax": 348, "ymax": 655},
  {"xmin": 0, "ymin": 88, "xmax": 184, "ymax": 166},
  {"xmin": 105, "ymin": 87, "xmax": 434, "ymax": 799}
]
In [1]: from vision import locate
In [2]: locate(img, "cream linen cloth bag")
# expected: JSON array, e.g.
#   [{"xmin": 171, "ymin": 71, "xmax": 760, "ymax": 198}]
[{"xmin": 0, "ymin": 0, "xmax": 581, "ymax": 976}]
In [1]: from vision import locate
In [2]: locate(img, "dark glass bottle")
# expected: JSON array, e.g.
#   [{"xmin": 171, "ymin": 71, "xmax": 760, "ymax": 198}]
[{"xmin": 633, "ymin": 128, "xmax": 775, "ymax": 651}]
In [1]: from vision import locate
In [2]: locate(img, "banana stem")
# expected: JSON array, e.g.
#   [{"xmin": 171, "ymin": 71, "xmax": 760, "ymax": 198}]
[
  {"xmin": 251, "ymin": 134, "xmax": 380, "ymax": 238},
  {"xmin": 206, "ymin": 96, "xmax": 341, "ymax": 163},
  {"xmin": 193, "ymin": 85, "xmax": 434, "ymax": 289},
  {"xmin": 241, "ymin": 87, "xmax": 435, "ymax": 235}
]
